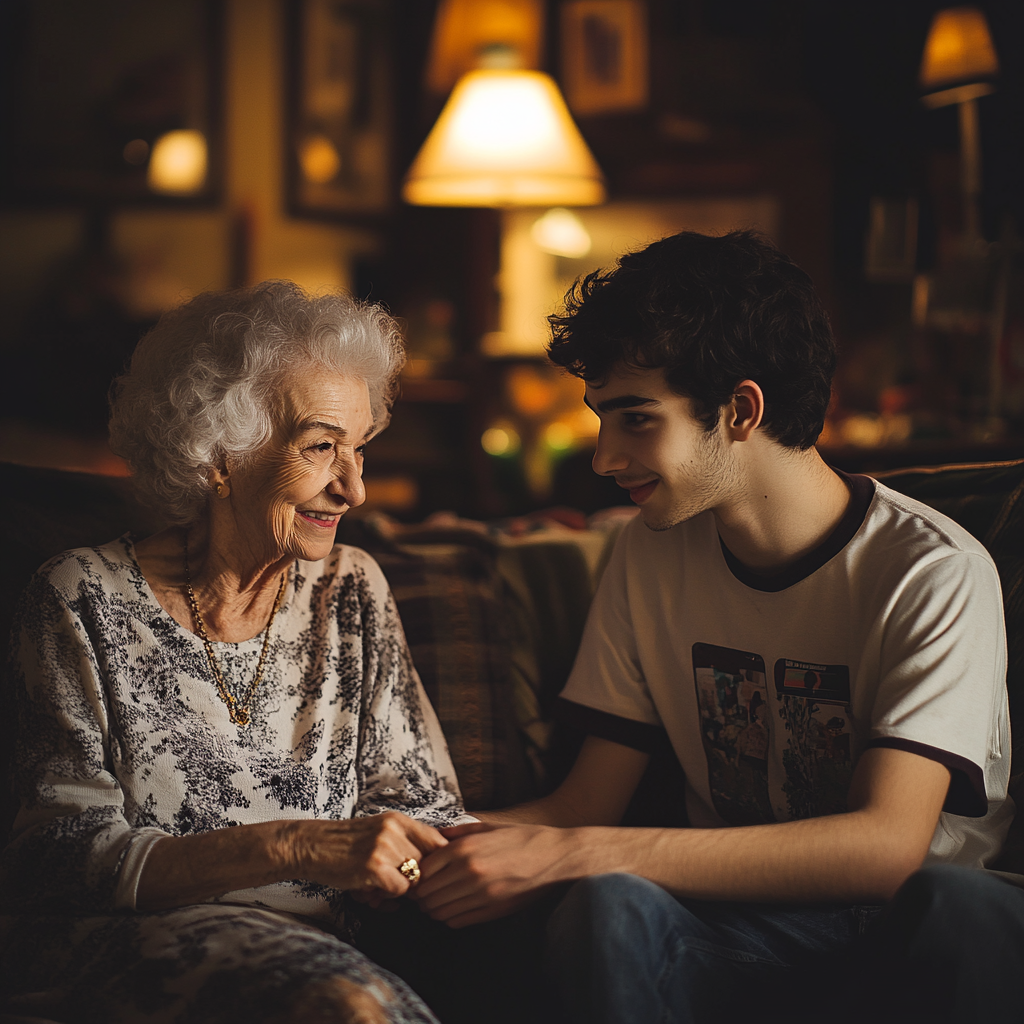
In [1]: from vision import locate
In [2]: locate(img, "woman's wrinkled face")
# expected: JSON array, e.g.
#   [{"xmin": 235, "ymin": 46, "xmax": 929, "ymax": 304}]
[{"xmin": 222, "ymin": 369, "xmax": 374, "ymax": 565}]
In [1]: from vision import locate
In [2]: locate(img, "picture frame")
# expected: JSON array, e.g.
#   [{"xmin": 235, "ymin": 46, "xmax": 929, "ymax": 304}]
[
  {"xmin": 286, "ymin": 0, "xmax": 394, "ymax": 222},
  {"xmin": 0, "ymin": 0, "xmax": 223, "ymax": 207},
  {"xmin": 560, "ymin": 0, "xmax": 649, "ymax": 116}
]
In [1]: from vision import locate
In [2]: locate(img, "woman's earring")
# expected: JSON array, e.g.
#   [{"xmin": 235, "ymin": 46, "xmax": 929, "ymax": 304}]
[{"xmin": 214, "ymin": 482, "xmax": 227, "ymax": 498}]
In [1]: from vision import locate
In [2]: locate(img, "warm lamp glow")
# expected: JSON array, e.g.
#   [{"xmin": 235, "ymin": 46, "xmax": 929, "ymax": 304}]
[
  {"xmin": 299, "ymin": 134, "xmax": 342, "ymax": 184},
  {"xmin": 919, "ymin": 7, "xmax": 999, "ymax": 90},
  {"xmin": 481, "ymin": 425, "xmax": 521, "ymax": 456},
  {"xmin": 147, "ymin": 130, "xmax": 208, "ymax": 195},
  {"xmin": 506, "ymin": 364, "xmax": 561, "ymax": 418},
  {"xmin": 531, "ymin": 207, "xmax": 592, "ymax": 258},
  {"xmin": 543, "ymin": 421, "xmax": 574, "ymax": 451},
  {"xmin": 403, "ymin": 69, "xmax": 606, "ymax": 207}
]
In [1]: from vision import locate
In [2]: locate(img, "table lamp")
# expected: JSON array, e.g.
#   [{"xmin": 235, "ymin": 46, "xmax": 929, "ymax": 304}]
[
  {"xmin": 403, "ymin": 49, "xmax": 605, "ymax": 208},
  {"xmin": 919, "ymin": 6, "xmax": 1000, "ymax": 242}
]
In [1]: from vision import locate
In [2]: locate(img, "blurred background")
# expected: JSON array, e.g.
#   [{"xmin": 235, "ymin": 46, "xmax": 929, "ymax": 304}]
[{"xmin": 1, "ymin": 0, "xmax": 1022, "ymax": 520}]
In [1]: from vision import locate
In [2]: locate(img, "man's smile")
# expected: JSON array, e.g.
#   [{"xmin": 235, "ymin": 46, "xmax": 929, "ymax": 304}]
[{"xmin": 621, "ymin": 479, "xmax": 659, "ymax": 504}]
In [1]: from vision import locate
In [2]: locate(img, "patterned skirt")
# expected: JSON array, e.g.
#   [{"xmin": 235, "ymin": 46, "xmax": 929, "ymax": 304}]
[{"xmin": 0, "ymin": 904, "xmax": 438, "ymax": 1024}]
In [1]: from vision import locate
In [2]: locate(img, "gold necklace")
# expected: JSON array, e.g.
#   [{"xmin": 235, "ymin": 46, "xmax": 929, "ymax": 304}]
[{"xmin": 183, "ymin": 542, "xmax": 287, "ymax": 727}]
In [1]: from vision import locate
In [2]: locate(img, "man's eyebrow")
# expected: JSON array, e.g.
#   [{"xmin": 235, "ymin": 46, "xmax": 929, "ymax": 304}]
[{"xmin": 585, "ymin": 394, "xmax": 660, "ymax": 413}]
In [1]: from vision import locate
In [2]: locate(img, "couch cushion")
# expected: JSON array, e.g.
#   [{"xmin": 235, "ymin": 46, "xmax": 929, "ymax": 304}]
[
  {"xmin": 335, "ymin": 519, "xmax": 535, "ymax": 810},
  {"xmin": 0, "ymin": 463, "xmax": 161, "ymax": 660}
]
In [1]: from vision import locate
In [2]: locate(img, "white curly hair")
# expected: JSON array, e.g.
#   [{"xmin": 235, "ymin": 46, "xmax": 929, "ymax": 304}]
[{"xmin": 109, "ymin": 280, "xmax": 405, "ymax": 525}]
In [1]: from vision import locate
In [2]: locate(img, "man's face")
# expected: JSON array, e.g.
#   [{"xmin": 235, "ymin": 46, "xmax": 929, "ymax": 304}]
[{"xmin": 586, "ymin": 365, "xmax": 734, "ymax": 531}]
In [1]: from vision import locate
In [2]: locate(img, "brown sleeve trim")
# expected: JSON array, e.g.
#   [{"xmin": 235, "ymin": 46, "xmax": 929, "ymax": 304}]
[
  {"xmin": 866, "ymin": 737, "xmax": 988, "ymax": 818},
  {"xmin": 553, "ymin": 698, "xmax": 675, "ymax": 758}
]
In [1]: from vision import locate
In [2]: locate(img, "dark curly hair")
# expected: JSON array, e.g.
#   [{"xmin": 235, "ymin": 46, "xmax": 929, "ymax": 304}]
[{"xmin": 547, "ymin": 230, "xmax": 836, "ymax": 450}]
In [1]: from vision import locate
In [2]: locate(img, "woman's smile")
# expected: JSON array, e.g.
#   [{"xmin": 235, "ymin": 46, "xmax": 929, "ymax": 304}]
[{"xmin": 296, "ymin": 509, "xmax": 342, "ymax": 528}]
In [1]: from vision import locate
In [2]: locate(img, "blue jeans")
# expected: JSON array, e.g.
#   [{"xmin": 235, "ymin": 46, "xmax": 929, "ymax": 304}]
[
  {"xmin": 865, "ymin": 864, "xmax": 1024, "ymax": 1023},
  {"xmin": 545, "ymin": 872, "xmax": 877, "ymax": 1024},
  {"xmin": 544, "ymin": 866, "xmax": 1024, "ymax": 1024}
]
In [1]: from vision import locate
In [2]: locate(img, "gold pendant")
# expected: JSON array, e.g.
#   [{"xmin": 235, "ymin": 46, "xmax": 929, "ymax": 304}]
[{"xmin": 184, "ymin": 543, "xmax": 286, "ymax": 733}]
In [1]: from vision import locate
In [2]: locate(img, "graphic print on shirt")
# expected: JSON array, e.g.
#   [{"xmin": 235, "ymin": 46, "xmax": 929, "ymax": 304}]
[
  {"xmin": 692, "ymin": 643, "xmax": 774, "ymax": 824},
  {"xmin": 774, "ymin": 659, "xmax": 853, "ymax": 819}
]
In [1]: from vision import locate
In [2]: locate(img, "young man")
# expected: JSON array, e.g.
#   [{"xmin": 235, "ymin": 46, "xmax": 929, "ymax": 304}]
[{"xmin": 413, "ymin": 231, "xmax": 1020, "ymax": 1022}]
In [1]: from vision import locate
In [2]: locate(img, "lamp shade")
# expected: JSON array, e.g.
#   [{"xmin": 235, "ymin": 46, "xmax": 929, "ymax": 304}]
[
  {"xmin": 402, "ymin": 69, "xmax": 606, "ymax": 207},
  {"xmin": 426, "ymin": 0, "xmax": 543, "ymax": 94},
  {"xmin": 920, "ymin": 7, "xmax": 999, "ymax": 90}
]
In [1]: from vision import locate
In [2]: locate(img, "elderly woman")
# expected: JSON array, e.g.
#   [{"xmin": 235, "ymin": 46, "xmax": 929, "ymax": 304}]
[{"xmin": 0, "ymin": 282, "xmax": 469, "ymax": 1023}]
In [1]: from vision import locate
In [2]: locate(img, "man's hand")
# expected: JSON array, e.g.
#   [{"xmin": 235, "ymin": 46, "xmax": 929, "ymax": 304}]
[
  {"xmin": 414, "ymin": 821, "xmax": 573, "ymax": 928},
  {"xmin": 409, "ymin": 744, "xmax": 953, "ymax": 928}
]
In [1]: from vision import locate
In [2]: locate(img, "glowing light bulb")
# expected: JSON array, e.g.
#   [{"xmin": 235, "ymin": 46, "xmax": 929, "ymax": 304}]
[
  {"xmin": 300, "ymin": 134, "xmax": 342, "ymax": 184},
  {"xmin": 544, "ymin": 421, "xmax": 574, "ymax": 451},
  {"xmin": 147, "ymin": 130, "xmax": 208, "ymax": 195},
  {"xmin": 531, "ymin": 207, "xmax": 592, "ymax": 258},
  {"xmin": 481, "ymin": 426, "xmax": 521, "ymax": 456}
]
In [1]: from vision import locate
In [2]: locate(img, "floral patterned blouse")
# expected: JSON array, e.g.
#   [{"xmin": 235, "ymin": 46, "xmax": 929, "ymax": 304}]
[{"xmin": 1, "ymin": 536, "xmax": 468, "ymax": 925}]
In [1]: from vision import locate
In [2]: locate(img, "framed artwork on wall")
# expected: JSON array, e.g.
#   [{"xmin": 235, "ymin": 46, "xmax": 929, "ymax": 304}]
[
  {"xmin": 286, "ymin": 0, "xmax": 394, "ymax": 222},
  {"xmin": 560, "ymin": 0, "xmax": 648, "ymax": 116},
  {"xmin": 0, "ymin": 0, "xmax": 223, "ymax": 206}
]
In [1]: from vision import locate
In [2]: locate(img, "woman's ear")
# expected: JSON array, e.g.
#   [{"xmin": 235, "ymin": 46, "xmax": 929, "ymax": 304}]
[
  {"xmin": 726, "ymin": 380, "xmax": 764, "ymax": 441},
  {"xmin": 207, "ymin": 464, "xmax": 231, "ymax": 499}
]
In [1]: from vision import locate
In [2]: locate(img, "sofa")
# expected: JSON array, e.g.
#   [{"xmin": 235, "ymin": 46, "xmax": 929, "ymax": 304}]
[{"xmin": 0, "ymin": 457, "xmax": 1022, "ymax": 1018}]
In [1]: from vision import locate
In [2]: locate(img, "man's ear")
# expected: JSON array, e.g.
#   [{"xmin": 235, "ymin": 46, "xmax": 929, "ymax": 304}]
[{"xmin": 725, "ymin": 380, "xmax": 764, "ymax": 441}]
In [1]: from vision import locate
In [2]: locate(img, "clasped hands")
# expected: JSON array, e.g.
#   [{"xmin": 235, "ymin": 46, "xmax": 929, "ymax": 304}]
[{"xmin": 350, "ymin": 817, "xmax": 567, "ymax": 929}]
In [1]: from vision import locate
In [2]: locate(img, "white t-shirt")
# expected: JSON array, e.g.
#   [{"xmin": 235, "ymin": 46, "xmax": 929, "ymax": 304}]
[{"xmin": 559, "ymin": 474, "xmax": 1013, "ymax": 868}]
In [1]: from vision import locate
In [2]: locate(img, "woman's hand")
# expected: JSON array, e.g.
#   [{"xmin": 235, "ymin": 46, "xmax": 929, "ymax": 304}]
[
  {"xmin": 281, "ymin": 812, "xmax": 448, "ymax": 898},
  {"xmin": 136, "ymin": 812, "xmax": 447, "ymax": 912}
]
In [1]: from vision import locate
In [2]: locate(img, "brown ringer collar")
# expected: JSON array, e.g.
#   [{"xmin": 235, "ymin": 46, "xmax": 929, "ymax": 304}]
[{"xmin": 719, "ymin": 471, "xmax": 876, "ymax": 593}]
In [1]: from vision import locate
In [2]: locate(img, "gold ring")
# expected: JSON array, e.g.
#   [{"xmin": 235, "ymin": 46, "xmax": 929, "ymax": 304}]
[{"xmin": 398, "ymin": 858, "xmax": 421, "ymax": 884}]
